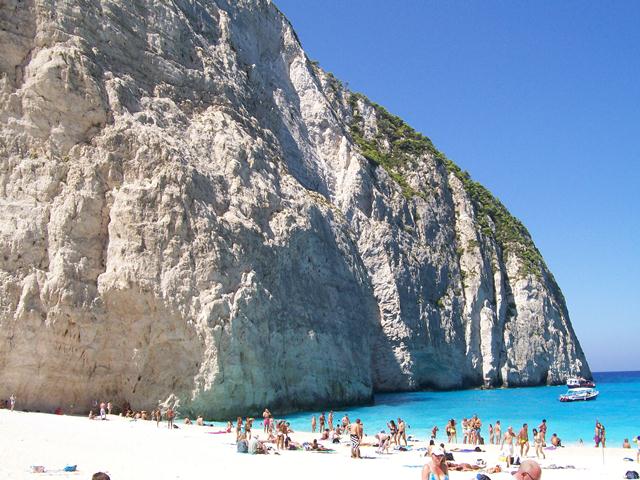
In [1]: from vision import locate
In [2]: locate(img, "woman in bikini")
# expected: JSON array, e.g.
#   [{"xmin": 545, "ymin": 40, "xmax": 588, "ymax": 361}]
[
  {"xmin": 533, "ymin": 428, "xmax": 545, "ymax": 459},
  {"xmin": 387, "ymin": 420, "xmax": 398, "ymax": 445},
  {"xmin": 236, "ymin": 417, "xmax": 243, "ymax": 441},
  {"xmin": 421, "ymin": 447, "xmax": 449, "ymax": 480},
  {"xmin": 276, "ymin": 420, "xmax": 287, "ymax": 450},
  {"xmin": 450, "ymin": 419, "xmax": 457, "ymax": 443}
]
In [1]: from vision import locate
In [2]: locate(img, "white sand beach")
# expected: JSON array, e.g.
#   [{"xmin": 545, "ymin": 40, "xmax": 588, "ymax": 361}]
[{"xmin": 0, "ymin": 410, "xmax": 637, "ymax": 479}]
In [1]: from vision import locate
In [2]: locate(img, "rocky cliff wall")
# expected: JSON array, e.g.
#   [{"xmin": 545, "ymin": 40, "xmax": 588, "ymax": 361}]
[{"xmin": 0, "ymin": 0, "xmax": 589, "ymax": 417}]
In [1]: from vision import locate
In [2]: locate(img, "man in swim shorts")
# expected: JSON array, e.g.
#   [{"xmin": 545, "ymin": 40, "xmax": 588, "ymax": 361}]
[
  {"xmin": 518, "ymin": 423, "xmax": 530, "ymax": 457},
  {"xmin": 398, "ymin": 418, "xmax": 407, "ymax": 446},
  {"xmin": 502, "ymin": 426, "xmax": 516, "ymax": 467},
  {"xmin": 350, "ymin": 419, "xmax": 362, "ymax": 458}
]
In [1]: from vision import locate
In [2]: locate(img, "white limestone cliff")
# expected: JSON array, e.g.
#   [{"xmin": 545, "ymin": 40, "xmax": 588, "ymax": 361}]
[{"xmin": 0, "ymin": 0, "xmax": 590, "ymax": 417}]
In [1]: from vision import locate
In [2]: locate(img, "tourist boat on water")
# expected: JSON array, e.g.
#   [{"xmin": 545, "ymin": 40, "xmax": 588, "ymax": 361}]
[
  {"xmin": 559, "ymin": 387, "xmax": 599, "ymax": 402},
  {"xmin": 566, "ymin": 376, "xmax": 596, "ymax": 388}
]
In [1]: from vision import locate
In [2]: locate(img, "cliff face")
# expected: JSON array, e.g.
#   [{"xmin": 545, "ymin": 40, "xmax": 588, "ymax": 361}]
[{"xmin": 0, "ymin": 0, "xmax": 589, "ymax": 417}]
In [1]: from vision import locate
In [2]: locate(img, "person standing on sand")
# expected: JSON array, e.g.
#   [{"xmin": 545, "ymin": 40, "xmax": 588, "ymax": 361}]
[
  {"xmin": 518, "ymin": 423, "xmax": 530, "ymax": 457},
  {"xmin": 319, "ymin": 412, "xmax": 325, "ymax": 432},
  {"xmin": 462, "ymin": 418, "xmax": 469, "ymax": 444},
  {"xmin": 635, "ymin": 435, "xmax": 640, "ymax": 462},
  {"xmin": 538, "ymin": 419, "xmax": 547, "ymax": 445},
  {"xmin": 166, "ymin": 407, "xmax": 175, "ymax": 429},
  {"xmin": 276, "ymin": 420, "xmax": 286, "ymax": 450},
  {"xmin": 473, "ymin": 414, "xmax": 482, "ymax": 445},
  {"xmin": 154, "ymin": 408, "xmax": 162, "ymax": 427},
  {"xmin": 9, "ymin": 394, "xmax": 15, "ymax": 411},
  {"xmin": 236, "ymin": 417, "xmax": 243, "ymax": 440},
  {"xmin": 245, "ymin": 417, "xmax": 253, "ymax": 439},
  {"xmin": 494, "ymin": 420, "xmax": 502, "ymax": 444},
  {"xmin": 262, "ymin": 408, "xmax": 270, "ymax": 433},
  {"xmin": 450, "ymin": 419, "xmax": 457, "ymax": 443},
  {"xmin": 533, "ymin": 428, "xmax": 545, "ymax": 459},
  {"xmin": 594, "ymin": 420, "xmax": 606, "ymax": 447},
  {"xmin": 387, "ymin": 419, "xmax": 398, "ymax": 445},
  {"xmin": 488, "ymin": 424, "xmax": 494, "ymax": 444},
  {"xmin": 398, "ymin": 418, "xmax": 407, "ymax": 446},
  {"xmin": 349, "ymin": 419, "xmax": 362, "ymax": 458},
  {"xmin": 311, "ymin": 415, "xmax": 316, "ymax": 433},
  {"xmin": 342, "ymin": 414, "xmax": 350, "ymax": 431},
  {"xmin": 328, "ymin": 410, "xmax": 334, "ymax": 431},
  {"xmin": 502, "ymin": 426, "xmax": 516, "ymax": 468},
  {"xmin": 431, "ymin": 425, "xmax": 438, "ymax": 440},
  {"xmin": 99, "ymin": 402, "xmax": 106, "ymax": 420}
]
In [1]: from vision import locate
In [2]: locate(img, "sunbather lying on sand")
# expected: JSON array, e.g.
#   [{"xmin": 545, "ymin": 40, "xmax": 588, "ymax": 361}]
[{"xmin": 446, "ymin": 462, "xmax": 482, "ymax": 471}]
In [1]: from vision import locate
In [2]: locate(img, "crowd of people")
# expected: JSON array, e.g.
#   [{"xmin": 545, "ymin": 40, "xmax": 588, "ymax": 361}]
[{"xmin": 65, "ymin": 399, "xmax": 638, "ymax": 478}]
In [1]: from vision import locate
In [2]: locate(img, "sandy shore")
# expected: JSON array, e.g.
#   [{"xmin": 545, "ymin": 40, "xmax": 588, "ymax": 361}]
[{"xmin": 0, "ymin": 410, "xmax": 636, "ymax": 479}]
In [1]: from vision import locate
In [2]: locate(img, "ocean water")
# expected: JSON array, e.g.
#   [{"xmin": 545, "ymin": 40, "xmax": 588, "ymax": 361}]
[{"xmin": 282, "ymin": 371, "xmax": 640, "ymax": 446}]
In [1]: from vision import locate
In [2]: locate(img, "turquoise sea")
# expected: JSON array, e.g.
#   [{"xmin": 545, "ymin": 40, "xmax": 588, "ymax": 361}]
[{"xmin": 283, "ymin": 371, "xmax": 640, "ymax": 446}]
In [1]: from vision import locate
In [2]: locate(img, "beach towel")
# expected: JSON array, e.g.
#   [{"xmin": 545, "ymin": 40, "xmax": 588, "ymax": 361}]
[{"xmin": 625, "ymin": 471, "xmax": 639, "ymax": 479}]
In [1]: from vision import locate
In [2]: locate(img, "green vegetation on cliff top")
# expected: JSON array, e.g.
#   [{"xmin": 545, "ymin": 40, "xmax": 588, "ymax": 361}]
[{"xmin": 348, "ymin": 92, "xmax": 543, "ymax": 277}]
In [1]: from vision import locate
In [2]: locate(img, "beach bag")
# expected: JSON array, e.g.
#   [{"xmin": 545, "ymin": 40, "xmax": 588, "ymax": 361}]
[
  {"xmin": 625, "ymin": 471, "xmax": 639, "ymax": 479},
  {"xmin": 236, "ymin": 440, "xmax": 248, "ymax": 453},
  {"xmin": 445, "ymin": 452, "xmax": 454, "ymax": 461},
  {"xmin": 476, "ymin": 475, "xmax": 492, "ymax": 480}
]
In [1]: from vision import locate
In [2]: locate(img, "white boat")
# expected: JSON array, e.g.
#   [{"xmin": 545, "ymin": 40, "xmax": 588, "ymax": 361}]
[
  {"xmin": 566, "ymin": 377, "xmax": 596, "ymax": 388},
  {"xmin": 559, "ymin": 387, "xmax": 599, "ymax": 402}
]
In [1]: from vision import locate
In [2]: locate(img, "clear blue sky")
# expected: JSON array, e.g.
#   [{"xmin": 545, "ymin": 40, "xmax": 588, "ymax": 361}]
[{"xmin": 276, "ymin": 0, "xmax": 640, "ymax": 372}]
